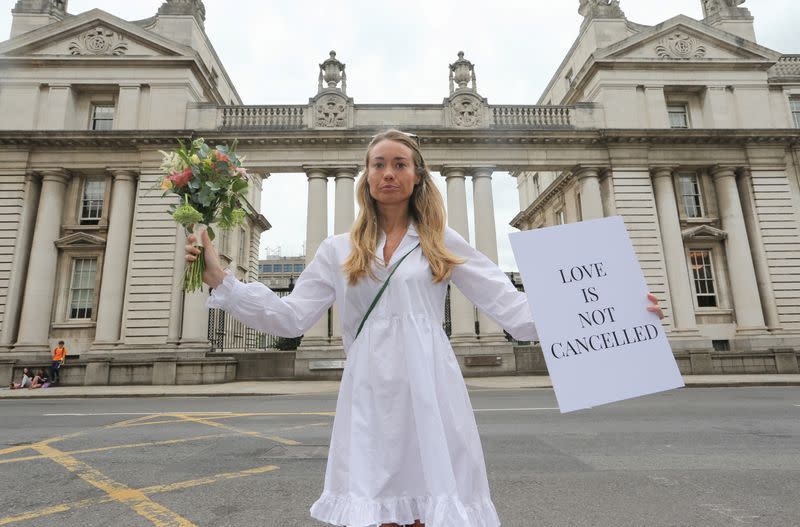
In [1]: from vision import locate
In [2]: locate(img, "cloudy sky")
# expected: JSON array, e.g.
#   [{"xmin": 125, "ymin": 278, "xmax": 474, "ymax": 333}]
[{"xmin": 1, "ymin": 0, "xmax": 798, "ymax": 269}]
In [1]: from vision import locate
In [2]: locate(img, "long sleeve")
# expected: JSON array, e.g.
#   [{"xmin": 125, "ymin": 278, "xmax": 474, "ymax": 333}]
[
  {"xmin": 206, "ymin": 237, "xmax": 336, "ymax": 338},
  {"xmin": 446, "ymin": 227, "xmax": 538, "ymax": 342}
]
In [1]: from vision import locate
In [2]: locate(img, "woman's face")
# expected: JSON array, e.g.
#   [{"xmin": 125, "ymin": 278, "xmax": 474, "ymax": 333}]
[{"xmin": 366, "ymin": 139, "xmax": 421, "ymax": 210}]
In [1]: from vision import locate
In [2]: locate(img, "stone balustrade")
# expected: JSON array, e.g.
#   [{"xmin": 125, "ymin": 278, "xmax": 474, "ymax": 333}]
[
  {"xmin": 220, "ymin": 105, "xmax": 307, "ymax": 129},
  {"xmin": 492, "ymin": 105, "xmax": 573, "ymax": 128},
  {"xmin": 771, "ymin": 55, "xmax": 800, "ymax": 78}
]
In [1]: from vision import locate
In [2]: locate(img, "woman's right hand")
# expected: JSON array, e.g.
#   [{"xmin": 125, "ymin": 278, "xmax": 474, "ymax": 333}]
[{"xmin": 185, "ymin": 227, "xmax": 226, "ymax": 289}]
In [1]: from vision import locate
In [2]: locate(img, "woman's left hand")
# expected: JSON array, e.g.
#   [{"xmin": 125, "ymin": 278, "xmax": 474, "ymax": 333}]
[{"xmin": 646, "ymin": 293, "xmax": 664, "ymax": 320}]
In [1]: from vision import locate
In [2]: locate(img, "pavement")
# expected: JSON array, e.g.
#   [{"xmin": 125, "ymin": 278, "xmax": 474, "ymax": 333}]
[{"xmin": 1, "ymin": 374, "xmax": 799, "ymax": 399}]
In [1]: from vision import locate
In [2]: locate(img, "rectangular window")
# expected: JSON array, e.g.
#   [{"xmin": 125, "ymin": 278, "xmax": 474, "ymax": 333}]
[
  {"xmin": 555, "ymin": 209, "xmax": 566, "ymax": 225},
  {"xmin": 532, "ymin": 174, "xmax": 540, "ymax": 196},
  {"xmin": 678, "ymin": 173, "xmax": 703, "ymax": 218},
  {"xmin": 689, "ymin": 250, "xmax": 718, "ymax": 308},
  {"xmin": 667, "ymin": 104, "xmax": 689, "ymax": 129},
  {"xmin": 80, "ymin": 179, "xmax": 105, "ymax": 225},
  {"xmin": 260, "ymin": 264, "xmax": 272, "ymax": 273},
  {"xmin": 791, "ymin": 98, "xmax": 800, "ymax": 128},
  {"xmin": 91, "ymin": 105, "xmax": 114, "ymax": 130},
  {"xmin": 283, "ymin": 264, "xmax": 293, "ymax": 272},
  {"xmin": 69, "ymin": 258, "xmax": 97, "ymax": 319},
  {"xmin": 293, "ymin": 264, "xmax": 303, "ymax": 273}
]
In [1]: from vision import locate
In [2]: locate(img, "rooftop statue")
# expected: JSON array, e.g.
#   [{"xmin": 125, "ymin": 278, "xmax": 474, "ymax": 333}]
[
  {"xmin": 578, "ymin": 0, "xmax": 625, "ymax": 19},
  {"xmin": 702, "ymin": 0, "xmax": 748, "ymax": 18}
]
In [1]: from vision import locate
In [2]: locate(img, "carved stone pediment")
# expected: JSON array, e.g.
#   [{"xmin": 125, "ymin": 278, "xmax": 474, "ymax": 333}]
[
  {"xmin": 311, "ymin": 91, "xmax": 352, "ymax": 129},
  {"xmin": 682, "ymin": 225, "xmax": 727, "ymax": 241},
  {"xmin": 655, "ymin": 32, "xmax": 707, "ymax": 60},
  {"xmin": 445, "ymin": 92, "xmax": 487, "ymax": 129},
  {"xmin": 55, "ymin": 232, "xmax": 107, "ymax": 249},
  {"xmin": 68, "ymin": 26, "xmax": 128, "ymax": 56}
]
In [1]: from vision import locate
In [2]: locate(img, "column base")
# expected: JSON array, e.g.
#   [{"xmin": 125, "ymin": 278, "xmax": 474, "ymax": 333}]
[
  {"xmin": 11, "ymin": 343, "xmax": 49, "ymax": 353},
  {"xmin": 177, "ymin": 340, "xmax": 212, "ymax": 352},
  {"xmin": 91, "ymin": 340, "xmax": 123, "ymax": 352},
  {"xmin": 735, "ymin": 326, "xmax": 769, "ymax": 337},
  {"xmin": 299, "ymin": 336, "xmax": 333, "ymax": 348},
  {"xmin": 449, "ymin": 334, "xmax": 479, "ymax": 345},
  {"xmin": 477, "ymin": 332, "xmax": 509, "ymax": 344}
]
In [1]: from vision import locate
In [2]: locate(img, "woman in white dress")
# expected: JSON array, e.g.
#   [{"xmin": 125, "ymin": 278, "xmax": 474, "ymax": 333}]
[{"xmin": 186, "ymin": 130, "xmax": 664, "ymax": 527}]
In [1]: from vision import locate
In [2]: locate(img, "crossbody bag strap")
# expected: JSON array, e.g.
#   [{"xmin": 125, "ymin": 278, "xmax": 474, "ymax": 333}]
[{"xmin": 355, "ymin": 242, "xmax": 420, "ymax": 340}]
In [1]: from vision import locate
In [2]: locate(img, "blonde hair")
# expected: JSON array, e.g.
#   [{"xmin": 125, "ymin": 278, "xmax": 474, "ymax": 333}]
[{"xmin": 343, "ymin": 130, "xmax": 465, "ymax": 285}]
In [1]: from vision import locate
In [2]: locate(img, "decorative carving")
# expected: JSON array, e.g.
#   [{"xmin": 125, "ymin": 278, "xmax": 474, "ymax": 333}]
[
  {"xmin": 318, "ymin": 51, "xmax": 346, "ymax": 94},
  {"xmin": 314, "ymin": 94, "xmax": 348, "ymax": 128},
  {"xmin": 578, "ymin": 0, "xmax": 625, "ymax": 19},
  {"xmin": 702, "ymin": 0, "xmax": 747, "ymax": 19},
  {"xmin": 12, "ymin": 0, "xmax": 67, "ymax": 16},
  {"xmin": 157, "ymin": 0, "xmax": 206, "ymax": 27},
  {"xmin": 448, "ymin": 94, "xmax": 484, "ymax": 128},
  {"xmin": 655, "ymin": 32, "xmax": 707, "ymax": 59},
  {"xmin": 449, "ymin": 51, "xmax": 477, "ymax": 94},
  {"xmin": 68, "ymin": 27, "xmax": 128, "ymax": 56}
]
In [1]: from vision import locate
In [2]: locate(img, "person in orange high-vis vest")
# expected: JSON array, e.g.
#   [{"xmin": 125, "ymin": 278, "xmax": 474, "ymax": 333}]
[{"xmin": 51, "ymin": 340, "xmax": 67, "ymax": 383}]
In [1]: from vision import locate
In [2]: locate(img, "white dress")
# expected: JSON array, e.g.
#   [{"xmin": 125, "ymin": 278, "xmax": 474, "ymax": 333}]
[{"xmin": 207, "ymin": 223, "xmax": 538, "ymax": 527}]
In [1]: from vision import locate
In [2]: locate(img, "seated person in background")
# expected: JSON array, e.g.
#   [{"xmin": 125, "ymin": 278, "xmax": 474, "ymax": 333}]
[
  {"xmin": 30, "ymin": 369, "xmax": 50, "ymax": 389},
  {"xmin": 9, "ymin": 367, "xmax": 32, "ymax": 389}
]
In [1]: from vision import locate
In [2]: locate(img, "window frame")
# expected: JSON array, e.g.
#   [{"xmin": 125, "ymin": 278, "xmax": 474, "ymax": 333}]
[
  {"xmin": 79, "ymin": 177, "xmax": 106, "ymax": 226},
  {"xmin": 555, "ymin": 208, "xmax": 566, "ymax": 225},
  {"xmin": 677, "ymin": 172, "xmax": 705, "ymax": 219},
  {"xmin": 790, "ymin": 97, "xmax": 800, "ymax": 128},
  {"xmin": 667, "ymin": 103, "xmax": 690, "ymax": 129},
  {"xmin": 67, "ymin": 257, "xmax": 98, "ymax": 320},
  {"xmin": 687, "ymin": 248, "xmax": 720, "ymax": 309},
  {"xmin": 90, "ymin": 103, "xmax": 115, "ymax": 131}
]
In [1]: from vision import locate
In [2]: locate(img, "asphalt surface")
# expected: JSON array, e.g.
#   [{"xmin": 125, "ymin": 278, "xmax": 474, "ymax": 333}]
[{"xmin": 0, "ymin": 387, "xmax": 798, "ymax": 526}]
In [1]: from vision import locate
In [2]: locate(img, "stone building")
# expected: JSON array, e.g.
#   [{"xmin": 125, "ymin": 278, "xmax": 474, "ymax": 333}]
[
  {"xmin": 0, "ymin": 0, "xmax": 798, "ymax": 385},
  {"xmin": 511, "ymin": 0, "xmax": 800, "ymax": 374}
]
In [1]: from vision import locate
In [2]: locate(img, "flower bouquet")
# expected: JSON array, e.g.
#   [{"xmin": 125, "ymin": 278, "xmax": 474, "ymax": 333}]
[{"xmin": 158, "ymin": 137, "xmax": 249, "ymax": 292}]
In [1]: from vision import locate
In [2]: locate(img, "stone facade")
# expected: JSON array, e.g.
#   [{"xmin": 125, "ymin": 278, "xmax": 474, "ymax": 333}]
[
  {"xmin": 511, "ymin": 0, "xmax": 800, "ymax": 374},
  {"xmin": 0, "ymin": 0, "xmax": 798, "ymax": 384}
]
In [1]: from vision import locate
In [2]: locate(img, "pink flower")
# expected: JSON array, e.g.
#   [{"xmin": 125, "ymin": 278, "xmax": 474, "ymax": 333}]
[
  {"xmin": 235, "ymin": 166, "xmax": 248, "ymax": 179},
  {"xmin": 170, "ymin": 167, "xmax": 193, "ymax": 188},
  {"xmin": 215, "ymin": 150, "xmax": 230, "ymax": 163}
]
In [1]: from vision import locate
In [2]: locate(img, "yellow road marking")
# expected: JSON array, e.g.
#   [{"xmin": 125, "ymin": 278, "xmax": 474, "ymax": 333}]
[
  {"xmin": 32, "ymin": 443, "xmax": 197, "ymax": 527},
  {"xmin": 0, "ymin": 465, "xmax": 279, "ymax": 526},
  {"xmin": 112, "ymin": 411, "xmax": 335, "ymax": 428},
  {"xmin": 0, "ymin": 430, "xmax": 90, "ymax": 457},
  {"xmin": 0, "ymin": 433, "xmax": 231, "ymax": 465},
  {"xmin": 171, "ymin": 413, "xmax": 302, "ymax": 446}
]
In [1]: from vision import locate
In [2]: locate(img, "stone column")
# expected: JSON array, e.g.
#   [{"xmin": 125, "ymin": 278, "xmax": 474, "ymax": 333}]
[
  {"xmin": 712, "ymin": 167, "xmax": 766, "ymax": 333},
  {"xmin": 0, "ymin": 174, "xmax": 40, "ymax": 349},
  {"xmin": 302, "ymin": 168, "xmax": 330, "ymax": 344},
  {"xmin": 443, "ymin": 167, "xmax": 476, "ymax": 341},
  {"xmin": 599, "ymin": 169, "xmax": 618, "ymax": 217},
  {"xmin": 651, "ymin": 167, "xmax": 698, "ymax": 333},
  {"xmin": 180, "ymin": 278, "xmax": 210, "ymax": 346},
  {"xmin": 93, "ymin": 170, "xmax": 138, "ymax": 346},
  {"xmin": 15, "ymin": 169, "xmax": 70, "ymax": 349},
  {"xmin": 331, "ymin": 167, "xmax": 356, "ymax": 342},
  {"xmin": 471, "ymin": 167, "xmax": 506, "ymax": 342},
  {"xmin": 736, "ymin": 168, "xmax": 780, "ymax": 331},
  {"xmin": 575, "ymin": 167, "xmax": 604, "ymax": 220}
]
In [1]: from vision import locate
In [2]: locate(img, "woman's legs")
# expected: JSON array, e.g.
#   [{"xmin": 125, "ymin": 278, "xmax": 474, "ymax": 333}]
[{"xmin": 379, "ymin": 521, "xmax": 425, "ymax": 527}]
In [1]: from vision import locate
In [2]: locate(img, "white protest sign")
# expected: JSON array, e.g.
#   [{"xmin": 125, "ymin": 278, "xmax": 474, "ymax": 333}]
[{"xmin": 509, "ymin": 216, "xmax": 684, "ymax": 413}]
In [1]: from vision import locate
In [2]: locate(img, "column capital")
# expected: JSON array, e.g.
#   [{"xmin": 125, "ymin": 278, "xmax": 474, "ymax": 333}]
[
  {"xmin": 573, "ymin": 166, "xmax": 602, "ymax": 180},
  {"xmin": 107, "ymin": 168, "xmax": 138, "ymax": 182},
  {"xmin": 302, "ymin": 166, "xmax": 331, "ymax": 179},
  {"xmin": 38, "ymin": 168, "xmax": 70, "ymax": 184},
  {"xmin": 441, "ymin": 166, "xmax": 467, "ymax": 179},
  {"xmin": 710, "ymin": 165, "xmax": 738, "ymax": 179},
  {"xmin": 650, "ymin": 166, "xmax": 675, "ymax": 179},
  {"xmin": 469, "ymin": 166, "xmax": 496, "ymax": 179},
  {"xmin": 736, "ymin": 166, "xmax": 753, "ymax": 179},
  {"xmin": 333, "ymin": 166, "xmax": 358, "ymax": 179}
]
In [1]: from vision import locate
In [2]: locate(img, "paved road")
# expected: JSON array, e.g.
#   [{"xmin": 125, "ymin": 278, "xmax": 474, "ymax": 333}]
[{"xmin": 0, "ymin": 387, "xmax": 798, "ymax": 526}]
